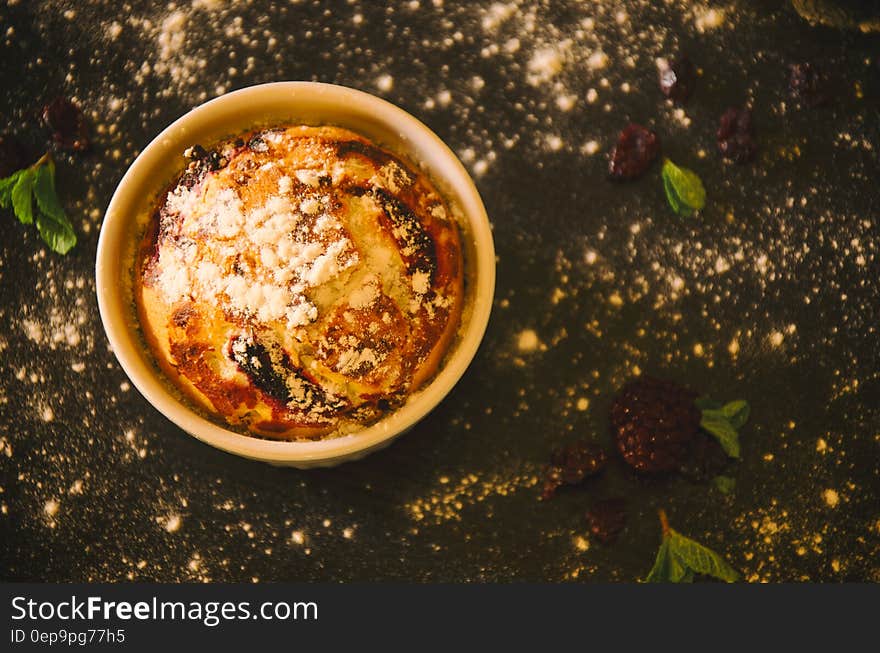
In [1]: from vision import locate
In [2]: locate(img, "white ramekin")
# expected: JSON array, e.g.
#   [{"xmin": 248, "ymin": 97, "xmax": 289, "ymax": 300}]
[{"xmin": 96, "ymin": 81, "xmax": 495, "ymax": 468}]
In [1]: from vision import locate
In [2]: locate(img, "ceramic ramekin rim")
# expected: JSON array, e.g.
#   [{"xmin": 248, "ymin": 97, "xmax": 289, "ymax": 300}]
[{"xmin": 95, "ymin": 81, "xmax": 495, "ymax": 466}]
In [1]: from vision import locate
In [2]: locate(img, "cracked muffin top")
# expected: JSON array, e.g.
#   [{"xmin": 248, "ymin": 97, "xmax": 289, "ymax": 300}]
[{"xmin": 135, "ymin": 125, "xmax": 464, "ymax": 440}]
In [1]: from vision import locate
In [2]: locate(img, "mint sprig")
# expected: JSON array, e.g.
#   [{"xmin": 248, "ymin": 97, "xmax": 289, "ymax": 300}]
[
  {"xmin": 645, "ymin": 510, "xmax": 740, "ymax": 583},
  {"xmin": 0, "ymin": 153, "xmax": 76, "ymax": 254},
  {"xmin": 661, "ymin": 158, "xmax": 705, "ymax": 216},
  {"xmin": 697, "ymin": 398, "xmax": 750, "ymax": 458}
]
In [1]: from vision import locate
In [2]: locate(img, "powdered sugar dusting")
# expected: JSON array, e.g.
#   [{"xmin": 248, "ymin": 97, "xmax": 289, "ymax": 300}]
[{"xmin": 156, "ymin": 173, "xmax": 358, "ymax": 327}]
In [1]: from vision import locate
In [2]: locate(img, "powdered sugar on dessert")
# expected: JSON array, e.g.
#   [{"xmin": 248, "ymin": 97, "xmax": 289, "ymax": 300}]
[{"xmin": 156, "ymin": 178, "xmax": 358, "ymax": 327}]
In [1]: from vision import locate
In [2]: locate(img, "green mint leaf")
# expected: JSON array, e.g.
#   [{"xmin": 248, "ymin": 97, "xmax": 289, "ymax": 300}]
[
  {"xmin": 34, "ymin": 159, "xmax": 76, "ymax": 254},
  {"xmin": 662, "ymin": 172, "xmax": 684, "ymax": 214},
  {"xmin": 3, "ymin": 155, "xmax": 77, "ymax": 255},
  {"xmin": 722, "ymin": 400, "xmax": 750, "ymax": 430},
  {"xmin": 700, "ymin": 409, "xmax": 741, "ymax": 458},
  {"xmin": 666, "ymin": 160, "xmax": 706, "ymax": 210},
  {"xmin": 713, "ymin": 475, "xmax": 736, "ymax": 495},
  {"xmin": 645, "ymin": 537, "xmax": 692, "ymax": 583},
  {"xmin": 0, "ymin": 170, "xmax": 24, "ymax": 208},
  {"xmin": 11, "ymin": 168, "xmax": 36, "ymax": 225},
  {"xmin": 661, "ymin": 158, "xmax": 706, "ymax": 216},
  {"xmin": 33, "ymin": 159, "xmax": 66, "ymax": 220},
  {"xmin": 667, "ymin": 530, "xmax": 740, "ymax": 582},
  {"xmin": 36, "ymin": 210, "xmax": 77, "ymax": 254},
  {"xmin": 645, "ymin": 512, "xmax": 741, "ymax": 583},
  {"xmin": 700, "ymin": 399, "xmax": 749, "ymax": 458}
]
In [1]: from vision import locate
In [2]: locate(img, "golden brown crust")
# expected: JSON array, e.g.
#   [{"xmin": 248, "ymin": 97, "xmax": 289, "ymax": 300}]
[{"xmin": 135, "ymin": 125, "xmax": 463, "ymax": 440}]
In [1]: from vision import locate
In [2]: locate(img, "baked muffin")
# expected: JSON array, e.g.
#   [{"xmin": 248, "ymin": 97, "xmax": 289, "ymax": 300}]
[{"xmin": 135, "ymin": 125, "xmax": 464, "ymax": 439}]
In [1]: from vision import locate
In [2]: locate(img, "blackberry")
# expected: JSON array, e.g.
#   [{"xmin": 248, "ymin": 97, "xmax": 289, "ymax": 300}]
[
  {"xmin": 608, "ymin": 123, "xmax": 660, "ymax": 180},
  {"xmin": 717, "ymin": 107, "xmax": 756, "ymax": 164},
  {"xmin": 541, "ymin": 441, "xmax": 608, "ymax": 500},
  {"xmin": 610, "ymin": 376, "xmax": 701, "ymax": 473},
  {"xmin": 585, "ymin": 498, "xmax": 627, "ymax": 544}
]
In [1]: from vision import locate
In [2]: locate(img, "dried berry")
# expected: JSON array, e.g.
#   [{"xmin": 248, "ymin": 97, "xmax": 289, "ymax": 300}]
[
  {"xmin": 585, "ymin": 498, "xmax": 627, "ymax": 544},
  {"xmin": 41, "ymin": 97, "xmax": 90, "ymax": 152},
  {"xmin": 541, "ymin": 440, "xmax": 608, "ymax": 499},
  {"xmin": 550, "ymin": 441, "xmax": 608, "ymax": 483},
  {"xmin": 0, "ymin": 134, "xmax": 26, "ymax": 178},
  {"xmin": 717, "ymin": 107, "xmax": 756, "ymax": 164},
  {"xmin": 610, "ymin": 376, "xmax": 701, "ymax": 474},
  {"xmin": 608, "ymin": 123, "xmax": 660, "ymax": 180},
  {"xmin": 789, "ymin": 63, "xmax": 829, "ymax": 107},
  {"xmin": 658, "ymin": 55, "xmax": 696, "ymax": 102}
]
